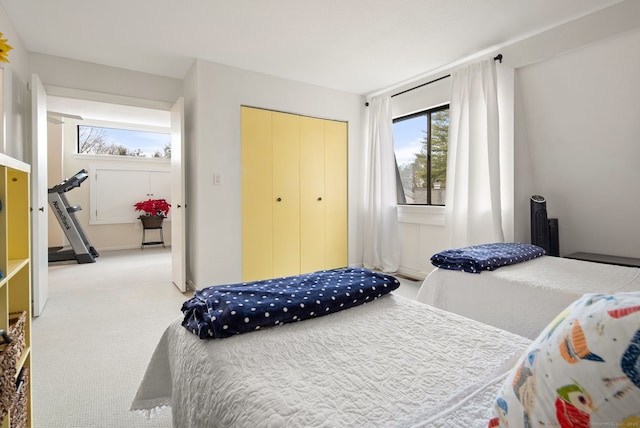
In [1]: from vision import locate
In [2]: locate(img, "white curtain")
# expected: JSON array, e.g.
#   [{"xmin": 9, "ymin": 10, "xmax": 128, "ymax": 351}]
[
  {"xmin": 363, "ymin": 96, "xmax": 400, "ymax": 272},
  {"xmin": 446, "ymin": 59, "xmax": 505, "ymax": 247}
]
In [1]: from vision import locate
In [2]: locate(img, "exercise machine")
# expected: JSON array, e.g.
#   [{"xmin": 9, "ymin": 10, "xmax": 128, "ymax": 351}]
[{"xmin": 48, "ymin": 169, "xmax": 99, "ymax": 263}]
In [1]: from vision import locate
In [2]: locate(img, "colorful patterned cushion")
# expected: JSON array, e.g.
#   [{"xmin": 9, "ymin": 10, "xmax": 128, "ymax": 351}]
[{"xmin": 488, "ymin": 291, "xmax": 640, "ymax": 427}]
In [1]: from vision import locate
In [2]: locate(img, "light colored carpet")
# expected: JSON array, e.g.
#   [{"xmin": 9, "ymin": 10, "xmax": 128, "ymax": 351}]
[
  {"xmin": 392, "ymin": 275, "xmax": 422, "ymax": 300},
  {"xmin": 33, "ymin": 247, "xmax": 190, "ymax": 428}
]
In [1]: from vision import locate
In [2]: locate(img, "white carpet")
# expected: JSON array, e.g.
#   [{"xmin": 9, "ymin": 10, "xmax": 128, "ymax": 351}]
[{"xmin": 33, "ymin": 248, "xmax": 190, "ymax": 428}]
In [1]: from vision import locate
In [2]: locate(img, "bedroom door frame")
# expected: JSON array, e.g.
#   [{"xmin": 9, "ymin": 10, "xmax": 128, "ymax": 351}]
[{"xmin": 32, "ymin": 86, "xmax": 187, "ymax": 311}]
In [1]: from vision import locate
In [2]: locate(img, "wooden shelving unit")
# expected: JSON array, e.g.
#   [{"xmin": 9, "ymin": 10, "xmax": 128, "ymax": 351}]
[{"xmin": 0, "ymin": 153, "xmax": 32, "ymax": 428}]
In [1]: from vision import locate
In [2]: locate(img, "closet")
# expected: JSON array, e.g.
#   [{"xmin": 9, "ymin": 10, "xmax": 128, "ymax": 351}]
[{"xmin": 241, "ymin": 106, "xmax": 347, "ymax": 282}]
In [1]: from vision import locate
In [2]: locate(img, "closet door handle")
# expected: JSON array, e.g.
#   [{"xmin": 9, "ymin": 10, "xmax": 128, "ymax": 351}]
[
  {"xmin": 317, "ymin": 197, "xmax": 322, "ymax": 201},
  {"xmin": 276, "ymin": 197, "xmax": 282, "ymax": 202}
]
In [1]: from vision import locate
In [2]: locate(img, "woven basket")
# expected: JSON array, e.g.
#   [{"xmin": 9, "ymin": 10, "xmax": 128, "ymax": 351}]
[
  {"xmin": 0, "ymin": 341, "xmax": 17, "ymax": 423},
  {"xmin": 0, "ymin": 311, "xmax": 27, "ymax": 422},
  {"xmin": 8, "ymin": 312, "xmax": 26, "ymax": 362},
  {"xmin": 10, "ymin": 367, "xmax": 28, "ymax": 428}
]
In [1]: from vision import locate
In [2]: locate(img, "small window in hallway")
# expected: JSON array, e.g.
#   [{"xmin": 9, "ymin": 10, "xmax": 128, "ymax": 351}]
[{"xmin": 78, "ymin": 125, "xmax": 171, "ymax": 159}]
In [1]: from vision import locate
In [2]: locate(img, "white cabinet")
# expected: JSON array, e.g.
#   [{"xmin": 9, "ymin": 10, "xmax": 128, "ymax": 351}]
[{"xmin": 89, "ymin": 166, "xmax": 170, "ymax": 224}]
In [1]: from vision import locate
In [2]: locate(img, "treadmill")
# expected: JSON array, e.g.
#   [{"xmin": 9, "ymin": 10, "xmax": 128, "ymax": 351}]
[{"xmin": 48, "ymin": 169, "xmax": 99, "ymax": 263}]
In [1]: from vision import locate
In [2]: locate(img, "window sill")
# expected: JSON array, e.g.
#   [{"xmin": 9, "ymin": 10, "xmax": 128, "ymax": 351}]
[
  {"xmin": 73, "ymin": 153, "xmax": 170, "ymax": 164},
  {"xmin": 397, "ymin": 205, "xmax": 446, "ymax": 226}
]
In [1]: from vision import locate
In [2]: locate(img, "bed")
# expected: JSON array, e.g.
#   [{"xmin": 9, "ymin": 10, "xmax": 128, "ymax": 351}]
[
  {"xmin": 417, "ymin": 253, "xmax": 640, "ymax": 340},
  {"xmin": 130, "ymin": 267, "xmax": 531, "ymax": 427}
]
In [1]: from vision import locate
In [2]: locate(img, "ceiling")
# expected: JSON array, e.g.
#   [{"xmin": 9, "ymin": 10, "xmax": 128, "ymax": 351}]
[{"xmin": 0, "ymin": 0, "xmax": 623, "ymax": 97}]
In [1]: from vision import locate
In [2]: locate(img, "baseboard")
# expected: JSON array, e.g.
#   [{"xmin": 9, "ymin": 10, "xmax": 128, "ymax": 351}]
[
  {"xmin": 395, "ymin": 267, "xmax": 428, "ymax": 281},
  {"xmin": 92, "ymin": 244, "xmax": 172, "ymax": 252},
  {"xmin": 351, "ymin": 263, "xmax": 428, "ymax": 282}
]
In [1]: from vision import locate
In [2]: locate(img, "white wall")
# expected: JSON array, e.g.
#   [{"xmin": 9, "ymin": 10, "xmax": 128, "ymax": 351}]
[
  {"xmin": 514, "ymin": 28, "xmax": 640, "ymax": 258},
  {"xmin": 184, "ymin": 59, "xmax": 365, "ymax": 289},
  {"xmin": 47, "ymin": 119, "xmax": 64, "ymax": 246},
  {"xmin": 29, "ymin": 53, "xmax": 182, "ymax": 105},
  {"xmin": 0, "ymin": 5, "xmax": 29, "ymax": 160}
]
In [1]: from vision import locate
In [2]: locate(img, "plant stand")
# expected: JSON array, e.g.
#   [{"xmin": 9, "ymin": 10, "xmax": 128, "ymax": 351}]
[{"xmin": 139, "ymin": 216, "xmax": 165, "ymax": 249}]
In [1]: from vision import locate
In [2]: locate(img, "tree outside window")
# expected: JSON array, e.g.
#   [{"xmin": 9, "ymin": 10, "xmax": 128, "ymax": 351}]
[
  {"xmin": 393, "ymin": 105, "xmax": 449, "ymax": 205},
  {"xmin": 78, "ymin": 125, "xmax": 171, "ymax": 159}
]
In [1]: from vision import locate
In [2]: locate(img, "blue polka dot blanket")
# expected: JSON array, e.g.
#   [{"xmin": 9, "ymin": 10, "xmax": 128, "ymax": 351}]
[
  {"xmin": 430, "ymin": 242, "xmax": 545, "ymax": 274},
  {"xmin": 181, "ymin": 267, "xmax": 401, "ymax": 339}
]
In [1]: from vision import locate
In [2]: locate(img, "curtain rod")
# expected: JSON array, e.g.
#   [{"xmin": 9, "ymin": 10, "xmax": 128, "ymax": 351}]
[
  {"xmin": 391, "ymin": 74, "xmax": 450, "ymax": 99},
  {"xmin": 366, "ymin": 54, "xmax": 503, "ymax": 106}
]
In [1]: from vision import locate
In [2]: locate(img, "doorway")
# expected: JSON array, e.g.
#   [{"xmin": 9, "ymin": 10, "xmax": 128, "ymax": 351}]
[
  {"xmin": 47, "ymin": 95, "xmax": 173, "ymax": 249},
  {"xmin": 35, "ymin": 88, "xmax": 186, "ymax": 315}
]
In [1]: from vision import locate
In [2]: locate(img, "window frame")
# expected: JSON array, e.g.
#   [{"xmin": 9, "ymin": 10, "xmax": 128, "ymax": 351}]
[
  {"xmin": 393, "ymin": 103, "xmax": 449, "ymax": 207},
  {"xmin": 75, "ymin": 119, "xmax": 171, "ymax": 160}
]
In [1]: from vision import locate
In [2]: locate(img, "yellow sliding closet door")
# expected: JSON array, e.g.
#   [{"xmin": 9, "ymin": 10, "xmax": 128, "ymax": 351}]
[
  {"xmin": 241, "ymin": 107, "xmax": 274, "ymax": 281},
  {"xmin": 299, "ymin": 116, "xmax": 325, "ymax": 273},
  {"xmin": 271, "ymin": 112, "xmax": 301, "ymax": 278},
  {"xmin": 324, "ymin": 120, "xmax": 348, "ymax": 269},
  {"xmin": 242, "ymin": 106, "xmax": 347, "ymax": 282}
]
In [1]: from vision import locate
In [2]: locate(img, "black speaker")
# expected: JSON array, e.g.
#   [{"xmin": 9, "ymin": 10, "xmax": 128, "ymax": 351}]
[
  {"xmin": 530, "ymin": 195, "xmax": 550, "ymax": 253},
  {"xmin": 548, "ymin": 218, "xmax": 559, "ymax": 256}
]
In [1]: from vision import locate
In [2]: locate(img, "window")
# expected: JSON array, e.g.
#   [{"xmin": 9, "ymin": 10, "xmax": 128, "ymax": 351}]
[
  {"xmin": 78, "ymin": 125, "xmax": 171, "ymax": 158},
  {"xmin": 393, "ymin": 105, "xmax": 449, "ymax": 205}
]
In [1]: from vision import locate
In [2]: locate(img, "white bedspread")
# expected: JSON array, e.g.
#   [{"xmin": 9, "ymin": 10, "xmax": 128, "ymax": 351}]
[
  {"xmin": 416, "ymin": 256, "xmax": 640, "ymax": 339},
  {"xmin": 131, "ymin": 294, "xmax": 530, "ymax": 428}
]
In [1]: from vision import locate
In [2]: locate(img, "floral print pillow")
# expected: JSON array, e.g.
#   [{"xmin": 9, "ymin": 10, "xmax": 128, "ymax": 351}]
[{"xmin": 488, "ymin": 291, "xmax": 640, "ymax": 427}]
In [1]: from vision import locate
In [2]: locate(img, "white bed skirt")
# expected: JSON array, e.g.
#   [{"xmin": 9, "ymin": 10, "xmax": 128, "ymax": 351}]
[{"xmin": 416, "ymin": 256, "xmax": 640, "ymax": 339}]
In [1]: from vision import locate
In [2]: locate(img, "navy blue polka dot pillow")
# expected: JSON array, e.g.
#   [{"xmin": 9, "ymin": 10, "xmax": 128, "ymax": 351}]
[
  {"xmin": 430, "ymin": 242, "xmax": 545, "ymax": 273},
  {"xmin": 182, "ymin": 267, "xmax": 400, "ymax": 339}
]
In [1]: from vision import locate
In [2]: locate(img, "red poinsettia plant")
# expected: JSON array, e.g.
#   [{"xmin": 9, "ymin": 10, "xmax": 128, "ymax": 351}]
[{"xmin": 134, "ymin": 198, "xmax": 171, "ymax": 217}]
